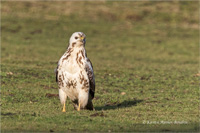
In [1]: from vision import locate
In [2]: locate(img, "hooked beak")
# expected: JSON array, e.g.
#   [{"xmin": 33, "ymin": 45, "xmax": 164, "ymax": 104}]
[
  {"xmin": 80, "ymin": 36, "xmax": 85, "ymax": 44},
  {"xmin": 80, "ymin": 36, "xmax": 84, "ymax": 40}
]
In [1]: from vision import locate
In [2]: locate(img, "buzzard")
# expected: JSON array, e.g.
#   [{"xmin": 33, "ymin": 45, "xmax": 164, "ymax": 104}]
[{"xmin": 55, "ymin": 32, "xmax": 95, "ymax": 112}]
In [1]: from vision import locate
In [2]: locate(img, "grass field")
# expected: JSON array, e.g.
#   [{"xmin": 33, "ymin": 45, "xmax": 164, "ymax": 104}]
[{"xmin": 1, "ymin": 1, "xmax": 199, "ymax": 132}]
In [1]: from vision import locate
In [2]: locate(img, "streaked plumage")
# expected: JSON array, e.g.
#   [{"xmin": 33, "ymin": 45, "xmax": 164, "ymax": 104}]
[{"xmin": 55, "ymin": 32, "xmax": 95, "ymax": 111}]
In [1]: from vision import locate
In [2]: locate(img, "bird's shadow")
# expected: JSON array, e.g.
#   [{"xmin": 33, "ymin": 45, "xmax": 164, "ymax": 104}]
[{"xmin": 95, "ymin": 99, "xmax": 143, "ymax": 111}]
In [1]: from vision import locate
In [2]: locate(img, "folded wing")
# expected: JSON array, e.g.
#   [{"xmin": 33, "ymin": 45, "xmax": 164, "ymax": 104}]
[{"xmin": 85, "ymin": 58, "xmax": 95, "ymax": 99}]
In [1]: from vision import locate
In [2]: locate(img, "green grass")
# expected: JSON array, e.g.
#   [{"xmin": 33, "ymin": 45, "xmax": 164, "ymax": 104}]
[{"xmin": 1, "ymin": 1, "xmax": 199, "ymax": 132}]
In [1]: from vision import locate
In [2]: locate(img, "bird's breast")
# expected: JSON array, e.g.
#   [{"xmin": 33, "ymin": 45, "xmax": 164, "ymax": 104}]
[{"xmin": 61, "ymin": 51, "xmax": 86, "ymax": 74}]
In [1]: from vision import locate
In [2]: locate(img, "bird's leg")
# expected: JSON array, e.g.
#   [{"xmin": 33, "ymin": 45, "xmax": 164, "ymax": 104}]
[
  {"xmin": 77, "ymin": 103, "xmax": 81, "ymax": 111},
  {"xmin": 62, "ymin": 103, "xmax": 66, "ymax": 112}
]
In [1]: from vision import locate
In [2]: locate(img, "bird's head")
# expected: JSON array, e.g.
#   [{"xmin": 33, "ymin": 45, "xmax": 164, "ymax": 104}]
[{"xmin": 69, "ymin": 32, "xmax": 86, "ymax": 47}]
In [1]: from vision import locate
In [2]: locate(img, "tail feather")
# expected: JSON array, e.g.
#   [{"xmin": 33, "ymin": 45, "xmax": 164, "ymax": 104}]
[{"xmin": 85, "ymin": 94, "xmax": 94, "ymax": 110}]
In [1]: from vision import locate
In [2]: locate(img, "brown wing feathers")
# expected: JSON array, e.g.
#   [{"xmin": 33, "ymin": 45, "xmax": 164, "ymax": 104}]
[{"xmin": 86, "ymin": 58, "xmax": 95, "ymax": 99}]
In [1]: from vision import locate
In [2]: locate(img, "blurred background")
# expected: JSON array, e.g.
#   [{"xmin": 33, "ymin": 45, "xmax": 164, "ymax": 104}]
[{"xmin": 1, "ymin": 1, "xmax": 198, "ymax": 69}]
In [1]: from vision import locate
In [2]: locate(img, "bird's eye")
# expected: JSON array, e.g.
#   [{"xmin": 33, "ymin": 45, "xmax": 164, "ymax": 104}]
[{"xmin": 75, "ymin": 37, "xmax": 78, "ymax": 40}]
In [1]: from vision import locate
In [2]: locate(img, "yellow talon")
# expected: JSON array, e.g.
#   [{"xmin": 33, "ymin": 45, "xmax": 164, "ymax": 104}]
[
  {"xmin": 62, "ymin": 103, "xmax": 66, "ymax": 112},
  {"xmin": 77, "ymin": 103, "xmax": 81, "ymax": 111}
]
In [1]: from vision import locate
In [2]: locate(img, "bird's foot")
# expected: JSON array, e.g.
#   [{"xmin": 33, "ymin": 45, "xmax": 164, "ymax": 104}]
[
  {"xmin": 77, "ymin": 103, "xmax": 81, "ymax": 111},
  {"xmin": 62, "ymin": 103, "xmax": 66, "ymax": 112},
  {"xmin": 62, "ymin": 108, "xmax": 66, "ymax": 112}
]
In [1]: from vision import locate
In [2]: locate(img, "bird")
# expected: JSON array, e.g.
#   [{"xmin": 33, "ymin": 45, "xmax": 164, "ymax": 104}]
[{"xmin": 55, "ymin": 32, "xmax": 95, "ymax": 112}]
